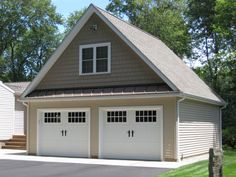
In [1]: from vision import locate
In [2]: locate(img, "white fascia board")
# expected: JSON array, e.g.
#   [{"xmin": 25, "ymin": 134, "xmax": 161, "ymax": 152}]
[
  {"xmin": 20, "ymin": 90, "xmax": 223, "ymax": 106},
  {"xmin": 180, "ymin": 93, "xmax": 225, "ymax": 106},
  {"xmin": 0, "ymin": 81, "xmax": 15, "ymax": 94},
  {"xmin": 21, "ymin": 5, "xmax": 96, "ymax": 99}
]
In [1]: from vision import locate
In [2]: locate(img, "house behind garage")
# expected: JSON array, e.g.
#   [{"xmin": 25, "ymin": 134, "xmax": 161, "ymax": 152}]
[
  {"xmin": 20, "ymin": 4, "xmax": 225, "ymax": 161},
  {"xmin": 0, "ymin": 81, "xmax": 30, "ymax": 142}
]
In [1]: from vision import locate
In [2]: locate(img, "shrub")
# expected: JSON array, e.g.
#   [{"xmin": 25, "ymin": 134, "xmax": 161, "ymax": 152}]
[{"xmin": 223, "ymin": 127, "xmax": 236, "ymax": 148}]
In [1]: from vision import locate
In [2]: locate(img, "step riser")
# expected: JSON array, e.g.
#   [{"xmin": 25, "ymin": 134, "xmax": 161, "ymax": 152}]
[
  {"xmin": 1, "ymin": 135, "xmax": 26, "ymax": 150},
  {"xmin": 13, "ymin": 135, "xmax": 26, "ymax": 138},
  {"xmin": 9, "ymin": 139, "xmax": 26, "ymax": 142},
  {"xmin": 4, "ymin": 147, "xmax": 26, "ymax": 149},
  {"xmin": 5, "ymin": 143, "xmax": 26, "ymax": 146}
]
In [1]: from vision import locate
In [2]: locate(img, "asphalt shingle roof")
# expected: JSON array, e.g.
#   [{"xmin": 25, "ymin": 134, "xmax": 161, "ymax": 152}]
[
  {"xmin": 96, "ymin": 6, "xmax": 223, "ymax": 103},
  {"xmin": 22, "ymin": 4, "xmax": 224, "ymax": 104},
  {"xmin": 5, "ymin": 82, "xmax": 30, "ymax": 95}
]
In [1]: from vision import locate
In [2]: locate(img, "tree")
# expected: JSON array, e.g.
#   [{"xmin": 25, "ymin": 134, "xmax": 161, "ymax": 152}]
[
  {"xmin": 188, "ymin": 0, "xmax": 236, "ymax": 131},
  {"xmin": 106, "ymin": 0, "xmax": 191, "ymax": 58},
  {"xmin": 186, "ymin": 0, "xmax": 236, "ymax": 89},
  {"xmin": 64, "ymin": 8, "xmax": 86, "ymax": 33},
  {"xmin": 0, "ymin": 0, "xmax": 63, "ymax": 81}
]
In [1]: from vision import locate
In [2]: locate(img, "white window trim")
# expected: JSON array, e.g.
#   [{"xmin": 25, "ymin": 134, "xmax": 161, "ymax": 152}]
[{"xmin": 79, "ymin": 42, "xmax": 111, "ymax": 75}]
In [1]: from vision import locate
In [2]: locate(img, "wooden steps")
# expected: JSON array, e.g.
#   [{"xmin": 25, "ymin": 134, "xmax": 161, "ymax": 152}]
[{"xmin": 1, "ymin": 135, "xmax": 26, "ymax": 150}]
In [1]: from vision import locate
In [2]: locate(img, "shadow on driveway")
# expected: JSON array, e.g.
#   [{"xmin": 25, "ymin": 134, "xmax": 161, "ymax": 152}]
[{"xmin": 0, "ymin": 159, "xmax": 171, "ymax": 177}]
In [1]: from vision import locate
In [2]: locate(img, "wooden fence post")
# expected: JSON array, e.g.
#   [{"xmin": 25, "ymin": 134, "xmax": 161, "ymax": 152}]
[{"xmin": 209, "ymin": 148, "xmax": 223, "ymax": 177}]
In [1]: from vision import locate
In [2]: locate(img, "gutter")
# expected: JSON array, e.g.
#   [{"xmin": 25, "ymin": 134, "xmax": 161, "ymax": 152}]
[
  {"xmin": 18, "ymin": 92, "xmax": 181, "ymax": 102},
  {"xmin": 22, "ymin": 102, "xmax": 29, "ymax": 155},
  {"xmin": 176, "ymin": 97, "xmax": 186, "ymax": 161},
  {"xmin": 19, "ymin": 91, "xmax": 224, "ymax": 107}
]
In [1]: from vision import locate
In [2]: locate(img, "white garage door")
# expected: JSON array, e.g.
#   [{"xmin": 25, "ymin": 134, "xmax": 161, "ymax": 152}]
[
  {"xmin": 37, "ymin": 108, "xmax": 90, "ymax": 157},
  {"xmin": 99, "ymin": 106, "xmax": 163, "ymax": 160}
]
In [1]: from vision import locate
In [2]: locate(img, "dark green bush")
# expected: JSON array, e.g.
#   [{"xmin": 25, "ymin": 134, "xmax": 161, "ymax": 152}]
[{"xmin": 223, "ymin": 127, "xmax": 236, "ymax": 148}]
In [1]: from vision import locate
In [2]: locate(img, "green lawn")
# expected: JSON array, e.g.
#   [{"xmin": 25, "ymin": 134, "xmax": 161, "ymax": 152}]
[{"xmin": 158, "ymin": 149, "xmax": 236, "ymax": 177}]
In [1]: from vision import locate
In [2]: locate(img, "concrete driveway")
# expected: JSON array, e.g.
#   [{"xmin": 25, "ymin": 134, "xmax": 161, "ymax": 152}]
[{"xmin": 0, "ymin": 159, "xmax": 170, "ymax": 177}]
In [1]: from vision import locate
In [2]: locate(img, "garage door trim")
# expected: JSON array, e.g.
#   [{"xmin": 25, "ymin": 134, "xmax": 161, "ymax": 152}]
[
  {"xmin": 37, "ymin": 108, "xmax": 90, "ymax": 157},
  {"xmin": 98, "ymin": 106, "xmax": 163, "ymax": 160}
]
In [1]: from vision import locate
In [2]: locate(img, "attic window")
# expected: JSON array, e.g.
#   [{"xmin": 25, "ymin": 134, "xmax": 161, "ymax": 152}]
[{"xmin": 79, "ymin": 42, "xmax": 111, "ymax": 75}]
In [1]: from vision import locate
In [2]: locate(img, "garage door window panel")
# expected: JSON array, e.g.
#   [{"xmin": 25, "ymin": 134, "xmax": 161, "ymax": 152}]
[
  {"xmin": 135, "ymin": 110, "xmax": 157, "ymax": 122},
  {"xmin": 68, "ymin": 112, "xmax": 86, "ymax": 123},
  {"xmin": 44, "ymin": 112, "xmax": 61, "ymax": 123},
  {"xmin": 107, "ymin": 111, "xmax": 127, "ymax": 123}
]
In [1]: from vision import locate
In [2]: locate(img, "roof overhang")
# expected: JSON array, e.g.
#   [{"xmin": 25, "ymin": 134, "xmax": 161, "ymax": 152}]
[
  {"xmin": 20, "ymin": 91, "xmax": 180, "ymax": 102},
  {"xmin": 20, "ymin": 91, "xmax": 225, "ymax": 106},
  {"xmin": 180, "ymin": 93, "xmax": 226, "ymax": 106}
]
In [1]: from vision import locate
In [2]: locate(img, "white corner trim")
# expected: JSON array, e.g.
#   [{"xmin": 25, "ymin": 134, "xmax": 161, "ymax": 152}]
[
  {"xmin": 22, "ymin": 102, "xmax": 29, "ymax": 154},
  {"xmin": 176, "ymin": 97, "xmax": 185, "ymax": 162}
]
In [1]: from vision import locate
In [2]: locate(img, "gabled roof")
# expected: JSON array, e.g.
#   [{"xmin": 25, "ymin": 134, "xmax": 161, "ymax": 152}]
[
  {"xmin": 5, "ymin": 82, "xmax": 30, "ymax": 96},
  {"xmin": 21, "ymin": 4, "xmax": 224, "ymax": 105}
]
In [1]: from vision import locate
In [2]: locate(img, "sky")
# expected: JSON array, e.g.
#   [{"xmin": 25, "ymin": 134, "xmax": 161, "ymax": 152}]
[
  {"xmin": 51, "ymin": 0, "xmax": 201, "ymax": 67},
  {"xmin": 51, "ymin": 0, "xmax": 110, "ymax": 18}
]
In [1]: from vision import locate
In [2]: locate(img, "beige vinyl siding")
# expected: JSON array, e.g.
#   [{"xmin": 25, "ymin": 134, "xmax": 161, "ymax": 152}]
[
  {"xmin": 179, "ymin": 99, "xmax": 220, "ymax": 159},
  {"xmin": 28, "ymin": 97, "xmax": 177, "ymax": 161},
  {"xmin": 37, "ymin": 14, "xmax": 163, "ymax": 90},
  {"xmin": 14, "ymin": 96, "xmax": 26, "ymax": 135},
  {"xmin": 0, "ymin": 85, "xmax": 15, "ymax": 140}
]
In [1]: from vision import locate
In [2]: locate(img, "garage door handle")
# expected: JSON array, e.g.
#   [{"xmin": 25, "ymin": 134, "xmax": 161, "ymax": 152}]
[
  {"xmin": 61, "ymin": 130, "xmax": 64, "ymax": 136},
  {"xmin": 65, "ymin": 130, "xmax": 67, "ymax": 136},
  {"xmin": 131, "ymin": 130, "xmax": 134, "ymax": 137},
  {"xmin": 127, "ymin": 130, "xmax": 130, "ymax": 137}
]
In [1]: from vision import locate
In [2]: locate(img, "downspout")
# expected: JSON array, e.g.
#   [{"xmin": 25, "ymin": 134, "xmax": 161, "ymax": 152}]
[
  {"xmin": 219, "ymin": 104, "xmax": 226, "ymax": 150},
  {"xmin": 22, "ymin": 102, "xmax": 29, "ymax": 155},
  {"xmin": 176, "ymin": 97, "xmax": 185, "ymax": 162}
]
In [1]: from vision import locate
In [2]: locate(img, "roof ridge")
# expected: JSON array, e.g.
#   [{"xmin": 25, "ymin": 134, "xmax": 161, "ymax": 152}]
[{"xmin": 93, "ymin": 4, "xmax": 163, "ymax": 43}]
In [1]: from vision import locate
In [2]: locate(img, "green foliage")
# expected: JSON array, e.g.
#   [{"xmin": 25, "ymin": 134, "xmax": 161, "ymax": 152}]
[
  {"xmin": 106, "ymin": 0, "xmax": 192, "ymax": 58},
  {"xmin": 158, "ymin": 149, "xmax": 236, "ymax": 177},
  {"xmin": 64, "ymin": 8, "xmax": 87, "ymax": 33},
  {"xmin": 187, "ymin": 0, "xmax": 236, "ymax": 133},
  {"xmin": 223, "ymin": 127, "xmax": 236, "ymax": 148},
  {"xmin": 186, "ymin": 0, "xmax": 236, "ymax": 85},
  {"xmin": 214, "ymin": 0, "xmax": 236, "ymax": 50},
  {"xmin": 0, "ymin": 0, "xmax": 63, "ymax": 81}
]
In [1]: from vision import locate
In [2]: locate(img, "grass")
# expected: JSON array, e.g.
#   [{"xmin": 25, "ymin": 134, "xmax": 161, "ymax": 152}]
[{"xmin": 157, "ymin": 149, "xmax": 236, "ymax": 177}]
